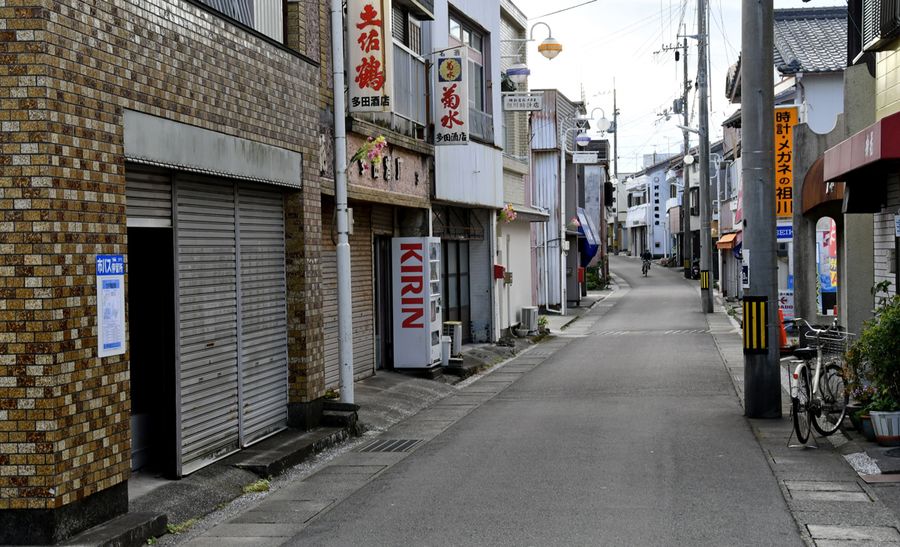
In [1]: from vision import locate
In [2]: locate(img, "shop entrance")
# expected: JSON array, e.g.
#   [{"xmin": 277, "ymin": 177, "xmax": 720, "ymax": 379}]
[
  {"xmin": 127, "ymin": 226, "xmax": 177, "ymax": 475},
  {"xmin": 374, "ymin": 236, "xmax": 393, "ymax": 370},
  {"xmin": 441, "ymin": 240, "xmax": 471, "ymax": 343}
]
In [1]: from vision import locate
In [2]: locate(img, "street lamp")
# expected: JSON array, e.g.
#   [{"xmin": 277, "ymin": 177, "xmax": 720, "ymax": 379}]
[
  {"xmin": 501, "ymin": 22, "xmax": 562, "ymax": 82},
  {"xmin": 532, "ymin": 22, "xmax": 563, "ymax": 60},
  {"xmin": 578, "ymin": 108, "xmax": 611, "ymax": 133}
]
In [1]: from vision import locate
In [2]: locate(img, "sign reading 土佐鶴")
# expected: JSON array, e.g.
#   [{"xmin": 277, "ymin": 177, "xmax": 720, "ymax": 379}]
[
  {"xmin": 774, "ymin": 106, "xmax": 798, "ymax": 218},
  {"xmin": 435, "ymin": 48, "xmax": 469, "ymax": 145},
  {"xmin": 348, "ymin": 0, "xmax": 393, "ymax": 113}
]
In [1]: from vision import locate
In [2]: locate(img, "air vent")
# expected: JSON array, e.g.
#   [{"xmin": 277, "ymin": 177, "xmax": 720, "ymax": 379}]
[{"xmin": 357, "ymin": 439, "xmax": 423, "ymax": 453}]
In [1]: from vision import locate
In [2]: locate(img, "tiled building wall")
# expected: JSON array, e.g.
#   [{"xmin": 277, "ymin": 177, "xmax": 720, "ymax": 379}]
[
  {"xmin": 0, "ymin": 0, "xmax": 323, "ymax": 514},
  {"xmin": 876, "ymin": 44, "xmax": 900, "ymax": 120}
]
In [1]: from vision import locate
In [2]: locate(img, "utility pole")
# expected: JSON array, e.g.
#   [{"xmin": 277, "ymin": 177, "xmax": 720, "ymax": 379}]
[
  {"xmin": 742, "ymin": 0, "xmax": 780, "ymax": 418},
  {"xmin": 698, "ymin": 0, "xmax": 713, "ymax": 313},
  {"xmin": 676, "ymin": 30, "xmax": 692, "ymax": 278},
  {"xmin": 612, "ymin": 83, "xmax": 620, "ymax": 259},
  {"xmin": 329, "ymin": 0, "xmax": 354, "ymax": 404}
]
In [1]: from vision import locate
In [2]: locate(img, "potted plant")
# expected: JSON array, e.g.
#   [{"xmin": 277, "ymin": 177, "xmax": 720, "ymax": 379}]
[{"xmin": 849, "ymin": 284, "xmax": 900, "ymax": 445}]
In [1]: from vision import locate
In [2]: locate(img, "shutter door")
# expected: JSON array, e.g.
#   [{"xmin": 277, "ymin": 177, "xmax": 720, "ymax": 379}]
[
  {"xmin": 126, "ymin": 169, "xmax": 172, "ymax": 226},
  {"xmin": 238, "ymin": 187, "xmax": 288, "ymax": 444},
  {"xmin": 176, "ymin": 176, "xmax": 240, "ymax": 472},
  {"xmin": 322, "ymin": 202, "xmax": 376, "ymax": 388}
]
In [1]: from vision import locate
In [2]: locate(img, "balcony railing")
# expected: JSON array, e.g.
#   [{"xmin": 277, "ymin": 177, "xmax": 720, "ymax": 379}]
[
  {"xmin": 392, "ymin": 42, "xmax": 427, "ymax": 127},
  {"xmin": 470, "ymin": 107, "xmax": 494, "ymax": 143}
]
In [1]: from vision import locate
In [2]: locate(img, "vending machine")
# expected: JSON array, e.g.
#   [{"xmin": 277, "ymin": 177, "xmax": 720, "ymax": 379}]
[{"xmin": 392, "ymin": 237, "xmax": 442, "ymax": 368}]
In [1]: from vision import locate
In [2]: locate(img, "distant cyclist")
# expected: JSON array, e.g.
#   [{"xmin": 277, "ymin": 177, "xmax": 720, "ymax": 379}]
[{"xmin": 640, "ymin": 249, "xmax": 652, "ymax": 276}]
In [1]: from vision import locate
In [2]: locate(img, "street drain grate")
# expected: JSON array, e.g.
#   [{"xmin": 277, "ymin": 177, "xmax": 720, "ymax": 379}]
[{"xmin": 357, "ymin": 439, "xmax": 423, "ymax": 453}]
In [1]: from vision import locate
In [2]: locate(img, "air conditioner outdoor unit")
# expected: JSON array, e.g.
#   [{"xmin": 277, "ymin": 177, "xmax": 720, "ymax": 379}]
[
  {"xmin": 443, "ymin": 321, "xmax": 462, "ymax": 357},
  {"xmin": 521, "ymin": 306, "xmax": 539, "ymax": 334}
]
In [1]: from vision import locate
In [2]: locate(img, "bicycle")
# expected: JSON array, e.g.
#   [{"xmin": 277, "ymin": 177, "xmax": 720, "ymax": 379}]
[
  {"xmin": 789, "ymin": 318, "xmax": 853, "ymax": 445},
  {"xmin": 641, "ymin": 259, "xmax": 650, "ymax": 277}
]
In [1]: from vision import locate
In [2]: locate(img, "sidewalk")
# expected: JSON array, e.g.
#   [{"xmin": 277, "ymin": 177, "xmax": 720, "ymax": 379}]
[
  {"xmin": 69, "ymin": 284, "xmax": 620, "ymax": 546},
  {"xmin": 707, "ymin": 295, "xmax": 900, "ymax": 545}
]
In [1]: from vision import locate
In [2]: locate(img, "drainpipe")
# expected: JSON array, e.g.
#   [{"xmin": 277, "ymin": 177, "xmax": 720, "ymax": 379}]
[{"xmin": 330, "ymin": 0, "xmax": 354, "ymax": 404}]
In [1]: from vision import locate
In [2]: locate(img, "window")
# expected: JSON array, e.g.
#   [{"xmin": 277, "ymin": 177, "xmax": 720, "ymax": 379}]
[
  {"xmin": 198, "ymin": 0, "xmax": 285, "ymax": 43},
  {"xmin": 447, "ymin": 12, "xmax": 492, "ymax": 142},
  {"xmin": 690, "ymin": 187, "xmax": 700, "ymax": 216},
  {"xmin": 448, "ymin": 14, "xmax": 488, "ymax": 112}
]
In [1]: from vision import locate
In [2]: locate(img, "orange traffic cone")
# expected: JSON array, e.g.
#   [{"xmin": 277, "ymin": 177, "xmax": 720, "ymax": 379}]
[{"xmin": 778, "ymin": 309, "xmax": 788, "ymax": 350}]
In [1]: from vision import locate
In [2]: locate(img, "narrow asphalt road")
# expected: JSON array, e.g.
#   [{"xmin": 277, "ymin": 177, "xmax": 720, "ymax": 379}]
[{"xmin": 285, "ymin": 256, "xmax": 803, "ymax": 546}]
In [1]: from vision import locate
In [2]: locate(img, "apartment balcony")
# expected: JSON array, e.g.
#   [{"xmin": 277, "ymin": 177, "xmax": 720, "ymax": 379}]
[
  {"xmin": 624, "ymin": 175, "xmax": 648, "ymax": 194},
  {"xmin": 361, "ymin": 42, "xmax": 428, "ymax": 141},
  {"xmin": 626, "ymin": 203, "xmax": 650, "ymax": 228}
]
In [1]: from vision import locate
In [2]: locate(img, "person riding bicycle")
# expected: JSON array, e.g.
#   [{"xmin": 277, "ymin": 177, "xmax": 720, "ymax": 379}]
[
  {"xmin": 640, "ymin": 249, "xmax": 652, "ymax": 275},
  {"xmin": 640, "ymin": 249, "xmax": 652, "ymax": 266}
]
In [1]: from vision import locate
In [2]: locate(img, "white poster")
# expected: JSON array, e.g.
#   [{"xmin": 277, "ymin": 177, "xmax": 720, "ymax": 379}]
[
  {"xmin": 96, "ymin": 255, "xmax": 126, "ymax": 358},
  {"xmin": 741, "ymin": 249, "xmax": 750, "ymax": 289},
  {"xmin": 778, "ymin": 289, "xmax": 795, "ymax": 320},
  {"xmin": 435, "ymin": 48, "xmax": 469, "ymax": 145},
  {"xmin": 347, "ymin": 0, "xmax": 393, "ymax": 113}
]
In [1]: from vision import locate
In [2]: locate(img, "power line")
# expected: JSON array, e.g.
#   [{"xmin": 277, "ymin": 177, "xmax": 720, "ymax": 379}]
[{"xmin": 530, "ymin": 0, "xmax": 598, "ymax": 19}]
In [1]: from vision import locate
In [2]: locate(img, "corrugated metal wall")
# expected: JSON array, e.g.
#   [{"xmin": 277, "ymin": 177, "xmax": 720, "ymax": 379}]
[
  {"xmin": 531, "ymin": 89, "xmax": 558, "ymax": 150},
  {"xmin": 532, "ymin": 151, "xmax": 560, "ymax": 307}
]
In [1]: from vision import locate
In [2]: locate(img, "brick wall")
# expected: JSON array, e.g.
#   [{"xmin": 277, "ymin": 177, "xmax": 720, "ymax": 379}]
[{"xmin": 1, "ymin": 0, "xmax": 324, "ymax": 515}]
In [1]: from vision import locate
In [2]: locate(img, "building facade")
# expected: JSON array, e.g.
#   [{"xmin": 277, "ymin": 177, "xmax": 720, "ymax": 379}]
[{"xmin": 0, "ymin": 0, "xmax": 325, "ymax": 542}]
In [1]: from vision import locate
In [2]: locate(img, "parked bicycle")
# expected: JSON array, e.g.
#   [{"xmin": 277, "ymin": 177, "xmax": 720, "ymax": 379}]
[{"xmin": 790, "ymin": 318, "xmax": 853, "ymax": 444}]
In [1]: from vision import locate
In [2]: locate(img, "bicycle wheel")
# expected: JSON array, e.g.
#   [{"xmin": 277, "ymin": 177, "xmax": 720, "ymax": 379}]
[
  {"xmin": 792, "ymin": 366, "xmax": 812, "ymax": 444},
  {"xmin": 811, "ymin": 363, "xmax": 849, "ymax": 436}
]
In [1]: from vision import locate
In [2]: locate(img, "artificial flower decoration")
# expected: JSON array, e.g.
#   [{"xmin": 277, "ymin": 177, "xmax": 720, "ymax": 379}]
[
  {"xmin": 499, "ymin": 203, "xmax": 518, "ymax": 223},
  {"xmin": 351, "ymin": 135, "xmax": 388, "ymax": 164}
]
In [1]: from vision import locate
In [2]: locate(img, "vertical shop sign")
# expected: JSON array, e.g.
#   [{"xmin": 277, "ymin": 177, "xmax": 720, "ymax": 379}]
[
  {"xmin": 435, "ymin": 48, "xmax": 469, "ymax": 145},
  {"xmin": 96, "ymin": 255, "xmax": 126, "ymax": 358},
  {"xmin": 774, "ymin": 106, "xmax": 798, "ymax": 218},
  {"xmin": 348, "ymin": 0, "xmax": 393, "ymax": 113}
]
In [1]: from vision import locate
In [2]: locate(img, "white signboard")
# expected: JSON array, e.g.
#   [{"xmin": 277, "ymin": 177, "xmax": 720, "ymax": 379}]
[
  {"xmin": 348, "ymin": 0, "xmax": 393, "ymax": 113},
  {"xmin": 573, "ymin": 152, "xmax": 599, "ymax": 164},
  {"xmin": 503, "ymin": 93, "xmax": 543, "ymax": 111},
  {"xmin": 435, "ymin": 48, "xmax": 469, "ymax": 145},
  {"xmin": 778, "ymin": 289, "xmax": 795, "ymax": 320},
  {"xmin": 741, "ymin": 249, "xmax": 750, "ymax": 289},
  {"xmin": 96, "ymin": 255, "xmax": 126, "ymax": 358}
]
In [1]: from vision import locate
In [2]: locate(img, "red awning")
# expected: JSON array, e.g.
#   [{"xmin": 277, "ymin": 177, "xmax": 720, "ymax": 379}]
[{"xmin": 824, "ymin": 110, "xmax": 900, "ymax": 182}]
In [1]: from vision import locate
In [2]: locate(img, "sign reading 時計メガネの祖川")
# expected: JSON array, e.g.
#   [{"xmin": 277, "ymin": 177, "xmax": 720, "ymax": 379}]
[
  {"xmin": 774, "ymin": 106, "xmax": 798, "ymax": 218},
  {"xmin": 96, "ymin": 255, "xmax": 126, "ymax": 358},
  {"xmin": 435, "ymin": 49, "xmax": 469, "ymax": 145},
  {"xmin": 348, "ymin": 0, "xmax": 392, "ymax": 113}
]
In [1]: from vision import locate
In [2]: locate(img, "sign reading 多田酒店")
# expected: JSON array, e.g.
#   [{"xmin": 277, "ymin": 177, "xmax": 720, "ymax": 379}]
[
  {"xmin": 503, "ymin": 93, "xmax": 543, "ymax": 111},
  {"xmin": 774, "ymin": 106, "xmax": 798, "ymax": 218},
  {"xmin": 96, "ymin": 255, "xmax": 126, "ymax": 358},
  {"xmin": 435, "ymin": 48, "xmax": 469, "ymax": 145},
  {"xmin": 348, "ymin": 0, "xmax": 392, "ymax": 113}
]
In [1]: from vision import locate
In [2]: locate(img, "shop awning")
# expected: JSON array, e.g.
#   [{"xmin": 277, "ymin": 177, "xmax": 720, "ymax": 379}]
[
  {"xmin": 576, "ymin": 208, "xmax": 600, "ymax": 267},
  {"xmin": 824, "ymin": 110, "xmax": 900, "ymax": 182},
  {"xmin": 716, "ymin": 233, "xmax": 738, "ymax": 249}
]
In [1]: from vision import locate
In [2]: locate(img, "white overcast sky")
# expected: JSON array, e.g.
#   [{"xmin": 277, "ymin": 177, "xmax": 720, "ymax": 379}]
[{"xmin": 511, "ymin": 0, "xmax": 845, "ymax": 174}]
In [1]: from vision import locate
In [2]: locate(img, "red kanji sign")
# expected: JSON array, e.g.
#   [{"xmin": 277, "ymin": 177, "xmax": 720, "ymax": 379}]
[
  {"xmin": 435, "ymin": 50, "xmax": 469, "ymax": 145},
  {"xmin": 348, "ymin": 0, "xmax": 392, "ymax": 113}
]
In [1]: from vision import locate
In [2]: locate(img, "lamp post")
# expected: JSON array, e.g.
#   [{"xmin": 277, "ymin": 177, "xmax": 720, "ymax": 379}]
[{"xmin": 501, "ymin": 21, "xmax": 562, "ymax": 83}]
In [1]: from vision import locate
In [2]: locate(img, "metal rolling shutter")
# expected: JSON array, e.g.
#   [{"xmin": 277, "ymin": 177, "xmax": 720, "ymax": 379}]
[
  {"xmin": 125, "ymin": 169, "xmax": 172, "ymax": 226},
  {"xmin": 322, "ymin": 203, "xmax": 376, "ymax": 388},
  {"xmin": 176, "ymin": 176, "xmax": 240, "ymax": 472},
  {"xmin": 237, "ymin": 187, "xmax": 288, "ymax": 444}
]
